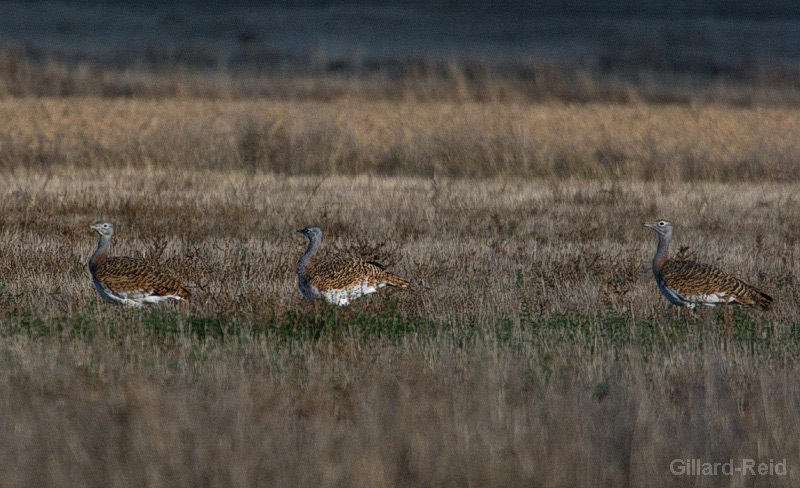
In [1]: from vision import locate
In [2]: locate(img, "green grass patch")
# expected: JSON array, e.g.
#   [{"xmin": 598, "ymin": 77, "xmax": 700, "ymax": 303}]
[{"xmin": 0, "ymin": 305, "xmax": 793, "ymax": 362}]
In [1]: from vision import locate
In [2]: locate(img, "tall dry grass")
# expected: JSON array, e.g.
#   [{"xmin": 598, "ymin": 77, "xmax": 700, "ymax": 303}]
[
  {"xmin": 3, "ymin": 43, "xmax": 800, "ymax": 106},
  {"xmin": 1, "ymin": 99, "xmax": 799, "ymax": 181},
  {"xmin": 1, "ymin": 99, "xmax": 800, "ymax": 486},
  {"xmin": 1, "ymin": 169, "xmax": 799, "ymax": 486},
  {"xmin": 1, "ymin": 168, "xmax": 798, "ymax": 320},
  {"xmin": 2, "ymin": 320, "xmax": 799, "ymax": 487}
]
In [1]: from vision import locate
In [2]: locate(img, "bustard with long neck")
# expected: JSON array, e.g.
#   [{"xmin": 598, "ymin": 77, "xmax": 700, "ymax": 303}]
[
  {"xmin": 88, "ymin": 220, "xmax": 190, "ymax": 307},
  {"xmin": 644, "ymin": 220, "xmax": 772, "ymax": 310},
  {"xmin": 296, "ymin": 226, "xmax": 409, "ymax": 306}
]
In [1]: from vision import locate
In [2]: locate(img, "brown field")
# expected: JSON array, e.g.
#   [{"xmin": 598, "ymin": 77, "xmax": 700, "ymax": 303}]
[
  {"xmin": 5, "ymin": 44, "xmax": 800, "ymax": 107},
  {"xmin": 2, "ymin": 98, "xmax": 800, "ymax": 181},
  {"xmin": 1, "ymin": 99, "xmax": 800, "ymax": 486}
]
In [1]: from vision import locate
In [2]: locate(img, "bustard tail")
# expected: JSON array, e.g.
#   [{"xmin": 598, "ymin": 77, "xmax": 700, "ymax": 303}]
[
  {"xmin": 752, "ymin": 289, "xmax": 773, "ymax": 311},
  {"xmin": 383, "ymin": 273, "xmax": 409, "ymax": 288}
]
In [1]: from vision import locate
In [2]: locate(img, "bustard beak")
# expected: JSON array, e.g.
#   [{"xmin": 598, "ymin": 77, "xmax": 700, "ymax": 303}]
[
  {"xmin": 296, "ymin": 229, "xmax": 304, "ymax": 234},
  {"xmin": 90, "ymin": 223, "xmax": 100, "ymax": 231},
  {"xmin": 643, "ymin": 221, "xmax": 656, "ymax": 229}
]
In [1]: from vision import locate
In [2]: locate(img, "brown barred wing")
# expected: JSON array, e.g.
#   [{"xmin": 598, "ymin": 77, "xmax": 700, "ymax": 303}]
[
  {"xmin": 660, "ymin": 259, "xmax": 772, "ymax": 309},
  {"xmin": 307, "ymin": 258, "xmax": 407, "ymax": 292},
  {"xmin": 365, "ymin": 261, "xmax": 409, "ymax": 287},
  {"xmin": 94, "ymin": 257, "xmax": 191, "ymax": 300}
]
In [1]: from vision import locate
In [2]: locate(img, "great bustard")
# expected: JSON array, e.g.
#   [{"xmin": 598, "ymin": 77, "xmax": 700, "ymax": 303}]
[
  {"xmin": 296, "ymin": 226, "xmax": 409, "ymax": 306},
  {"xmin": 644, "ymin": 220, "xmax": 772, "ymax": 310},
  {"xmin": 88, "ymin": 220, "xmax": 190, "ymax": 307}
]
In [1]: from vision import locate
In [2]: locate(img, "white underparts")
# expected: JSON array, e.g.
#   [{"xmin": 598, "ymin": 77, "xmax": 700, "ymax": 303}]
[
  {"xmin": 322, "ymin": 281, "xmax": 387, "ymax": 306},
  {"xmin": 93, "ymin": 277, "xmax": 183, "ymax": 307},
  {"xmin": 661, "ymin": 283, "xmax": 738, "ymax": 309}
]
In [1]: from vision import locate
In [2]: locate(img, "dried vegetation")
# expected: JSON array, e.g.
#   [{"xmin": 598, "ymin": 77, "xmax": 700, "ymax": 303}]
[{"xmin": 1, "ymin": 99, "xmax": 800, "ymax": 486}]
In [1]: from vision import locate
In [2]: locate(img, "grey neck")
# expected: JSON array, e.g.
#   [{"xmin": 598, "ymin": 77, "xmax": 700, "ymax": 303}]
[
  {"xmin": 297, "ymin": 234, "xmax": 321, "ymax": 274},
  {"xmin": 652, "ymin": 231, "xmax": 671, "ymax": 270},
  {"xmin": 91, "ymin": 234, "xmax": 112, "ymax": 262}
]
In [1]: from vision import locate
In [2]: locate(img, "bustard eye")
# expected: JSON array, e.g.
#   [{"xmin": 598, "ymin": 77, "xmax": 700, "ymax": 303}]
[{"xmin": 658, "ymin": 221, "xmax": 666, "ymax": 227}]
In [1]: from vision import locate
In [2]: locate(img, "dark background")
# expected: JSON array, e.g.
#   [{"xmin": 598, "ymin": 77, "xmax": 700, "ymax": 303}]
[{"xmin": 3, "ymin": 1, "xmax": 800, "ymax": 100}]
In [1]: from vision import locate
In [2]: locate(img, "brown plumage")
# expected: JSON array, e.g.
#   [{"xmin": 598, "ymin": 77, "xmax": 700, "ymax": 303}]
[
  {"xmin": 91, "ymin": 255, "xmax": 191, "ymax": 300},
  {"xmin": 297, "ymin": 227, "xmax": 409, "ymax": 305},
  {"xmin": 89, "ymin": 221, "xmax": 190, "ymax": 307},
  {"xmin": 659, "ymin": 259, "xmax": 772, "ymax": 310},
  {"xmin": 306, "ymin": 258, "xmax": 409, "ymax": 291},
  {"xmin": 644, "ymin": 220, "xmax": 772, "ymax": 310}
]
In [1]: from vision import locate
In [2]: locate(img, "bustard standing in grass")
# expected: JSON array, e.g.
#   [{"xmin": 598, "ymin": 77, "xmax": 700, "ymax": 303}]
[
  {"xmin": 644, "ymin": 220, "xmax": 772, "ymax": 310},
  {"xmin": 296, "ymin": 226, "xmax": 409, "ymax": 306},
  {"xmin": 88, "ymin": 220, "xmax": 190, "ymax": 307}
]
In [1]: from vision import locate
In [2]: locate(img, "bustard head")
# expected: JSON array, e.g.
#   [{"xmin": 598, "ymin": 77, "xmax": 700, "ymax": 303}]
[
  {"xmin": 643, "ymin": 220, "xmax": 673, "ymax": 237},
  {"xmin": 297, "ymin": 226, "xmax": 322, "ymax": 241},
  {"xmin": 90, "ymin": 220, "xmax": 115, "ymax": 237}
]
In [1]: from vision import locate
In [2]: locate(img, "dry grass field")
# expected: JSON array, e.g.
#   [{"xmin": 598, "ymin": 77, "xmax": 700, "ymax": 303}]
[
  {"xmin": 2, "ymin": 98, "xmax": 800, "ymax": 181},
  {"xmin": 2, "ymin": 99, "xmax": 800, "ymax": 486}
]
